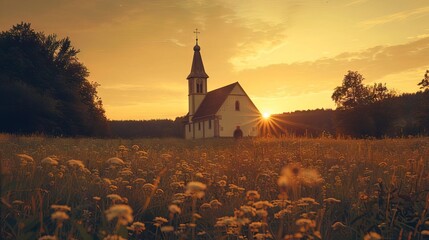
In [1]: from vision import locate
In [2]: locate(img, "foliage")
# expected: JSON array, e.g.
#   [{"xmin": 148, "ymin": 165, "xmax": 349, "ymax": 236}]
[
  {"xmin": 0, "ymin": 22, "xmax": 108, "ymax": 136},
  {"xmin": 269, "ymin": 91, "xmax": 429, "ymax": 138},
  {"xmin": 331, "ymin": 71, "xmax": 370, "ymax": 109},
  {"xmin": 271, "ymin": 109, "xmax": 335, "ymax": 137},
  {"xmin": 109, "ymin": 117, "xmax": 185, "ymax": 138},
  {"xmin": 331, "ymin": 71, "xmax": 395, "ymax": 109},
  {"xmin": 1, "ymin": 137, "xmax": 428, "ymax": 240},
  {"xmin": 367, "ymin": 82, "xmax": 396, "ymax": 102},
  {"xmin": 334, "ymin": 91, "xmax": 429, "ymax": 137},
  {"xmin": 418, "ymin": 70, "xmax": 429, "ymax": 90}
]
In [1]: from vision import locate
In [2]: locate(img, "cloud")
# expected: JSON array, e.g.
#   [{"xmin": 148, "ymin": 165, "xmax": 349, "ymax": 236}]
[
  {"xmin": 99, "ymin": 83, "xmax": 183, "ymax": 102},
  {"xmin": 359, "ymin": 6, "xmax": 429, "ymax": 28},
  {"xmin": 229, "ymin": 21, "xmax": 287, "ymax": 70},
  {"xmin": 344, "ymin": 0, "xmax": 370, "ymax": 7},
  {"xmin": 163, "ymin": 39, "xmax": 186, "ymax": 47},
  {"xmin": 237, "ymin": 36, "xmax": 429, "ymax": 97},
  {"xmin": 3, "ymin": 0, "xmax": 428, "ymax": 119},
  {"xmin": 408, "ymin": 33, "xmax": 429, "ymax": 40}
]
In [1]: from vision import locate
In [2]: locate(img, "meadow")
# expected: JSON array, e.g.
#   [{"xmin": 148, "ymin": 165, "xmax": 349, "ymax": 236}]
[{"xmin": 1, "ymin": 135, "xmax": 428, "ymax": 240}]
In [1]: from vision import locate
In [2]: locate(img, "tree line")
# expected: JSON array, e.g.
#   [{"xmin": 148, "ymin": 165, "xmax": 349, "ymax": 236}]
[
  {"xmin": 0, "ymin": 23, "xmax": 108, "ymax": 136},
  {"xmin": 109, "ymin": 118, "xmax": 184, "ymax": 138},
  {"xmin": 269, "ymin": 71, "xmax": 429, "ymax": 138}
]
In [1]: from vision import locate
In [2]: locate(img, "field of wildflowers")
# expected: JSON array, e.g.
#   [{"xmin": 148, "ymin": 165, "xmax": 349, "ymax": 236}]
[{"xmin": 1, "ymin": 135, "xmax": 428, "ymax": 240}]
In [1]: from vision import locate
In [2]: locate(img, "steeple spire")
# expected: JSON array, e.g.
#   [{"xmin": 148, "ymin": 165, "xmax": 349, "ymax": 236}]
[
  {"xmin": 187, "ymin": 29, "xmax": 209, "ymax": 79},
  {"xmin": 194, "ymin": 28, "xmax": 200, "ymax": 45}
]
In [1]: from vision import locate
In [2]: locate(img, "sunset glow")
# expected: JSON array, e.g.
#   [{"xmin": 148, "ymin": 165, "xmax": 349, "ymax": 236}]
[
  {"xmin": 262, "ymin": 112, "xmax": 271, "ymax": 120},
  {"xmin": 1, "ymin": 1, "xmax": 428, "ymax": 120}
]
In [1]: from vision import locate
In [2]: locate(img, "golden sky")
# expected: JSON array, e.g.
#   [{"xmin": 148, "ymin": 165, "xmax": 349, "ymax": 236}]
[{"xmin": 2, "ymin": 0, "xmax": 429, "ymax": 120}]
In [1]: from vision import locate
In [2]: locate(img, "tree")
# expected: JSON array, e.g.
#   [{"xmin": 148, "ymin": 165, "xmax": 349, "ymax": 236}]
[
  {"xmin": 332, "ymin": 71, "xmax": 371, "ymax": 109},
  {"xmin": 418, "ymin": 70, "xmax": 429, "ymax": 90},
  {"xmin": 332, "ymin": 71, "xmax": 395, "ymax": 109},
  {"xmin": 367, "ymin": 83, "xmax": 396, "ymax": 102},
  {"xmin": 417, "ymin": 70, "xmax": 429, "ymax": 133},
  {"xmin": 0, "ymin": 22, "xmax": 108, "ymax": 136}
]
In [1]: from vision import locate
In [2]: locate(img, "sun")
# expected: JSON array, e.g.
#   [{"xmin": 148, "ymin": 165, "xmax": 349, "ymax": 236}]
[{"xmin": 262, "ymin": 112, "xmax": 271, "ymax": 120}]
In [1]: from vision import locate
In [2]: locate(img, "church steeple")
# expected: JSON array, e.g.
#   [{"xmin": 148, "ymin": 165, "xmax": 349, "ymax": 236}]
[
  {"xmin": 187, "ymin": 29, "xmax": 209, "ymax": 79},
  {"xmin": 187, "ymin": 29, "xmax": 209, "ymax": 121}
]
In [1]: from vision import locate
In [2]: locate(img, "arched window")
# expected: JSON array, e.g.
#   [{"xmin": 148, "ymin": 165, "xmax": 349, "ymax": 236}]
[
  {"xmin": 196, "ymin": 80, "xmax": 204, "ymax": 93},
  {"xmin": 196, "ymin": 83, "xmax": 201, "ymax": 93},
  {"xmin": 235, "ymin": 100, "xmax": 240, "ymax": 111}
]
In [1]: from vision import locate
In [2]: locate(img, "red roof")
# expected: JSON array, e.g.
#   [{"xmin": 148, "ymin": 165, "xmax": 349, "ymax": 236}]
[{"xmin": 192, "ymin": 82, "xmax": 238, "ymax": 120}]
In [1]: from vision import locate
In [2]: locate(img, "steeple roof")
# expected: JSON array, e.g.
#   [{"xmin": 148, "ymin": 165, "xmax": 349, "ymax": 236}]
[{"xmin": 187, "ymin": 43, "xmax": 209, "ymax": 79}]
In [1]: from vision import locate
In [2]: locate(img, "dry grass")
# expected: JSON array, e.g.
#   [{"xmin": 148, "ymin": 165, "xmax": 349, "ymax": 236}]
[{"xmin": 1, "ymin": 137, "xmax": 428, "ymax": 239}]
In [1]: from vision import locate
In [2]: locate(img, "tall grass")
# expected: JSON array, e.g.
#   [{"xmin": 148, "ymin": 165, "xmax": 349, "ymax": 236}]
[{"xmin": 1, "ymin": 136, "xmax": 428, "ymax": 239}]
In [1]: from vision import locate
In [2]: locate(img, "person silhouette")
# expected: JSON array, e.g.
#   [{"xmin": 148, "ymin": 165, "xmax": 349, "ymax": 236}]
[{"xmin": 233, "ymin": 126, "xmax": 243, "ymax": 139}]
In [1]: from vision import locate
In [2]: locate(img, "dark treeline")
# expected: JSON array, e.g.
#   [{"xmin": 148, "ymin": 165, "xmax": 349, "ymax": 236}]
[
  {"xmin": 0, "ymin": 23, "xmax": 108, "ymax": 136},
  {"xmin": 269, "ymin": 91, "xmax": 429, "ymax": 138},
  {"xmin": 270, "ymin": 109, "xmax": 335, "ymax": 137},
  {"xmin": 109, "ymin": 117, "xmax": 184, "ymax": 138}
]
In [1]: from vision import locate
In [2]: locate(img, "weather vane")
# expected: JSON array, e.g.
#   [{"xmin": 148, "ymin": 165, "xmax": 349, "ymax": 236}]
[{"xmin": 194, "ymin": 28, "xmax": 200, "ymax": 44}]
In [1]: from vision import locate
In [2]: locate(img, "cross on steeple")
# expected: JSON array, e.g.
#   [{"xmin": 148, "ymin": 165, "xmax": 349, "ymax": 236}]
[{"xmin": 194, "ymin": 28, "xmax": 200, "ymax": 44}]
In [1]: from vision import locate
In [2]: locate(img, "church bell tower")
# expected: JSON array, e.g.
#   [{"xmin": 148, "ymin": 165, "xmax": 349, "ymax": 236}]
[{"xmin": 187, "ymin": 29, "xmax": 209, "ymax": 122}]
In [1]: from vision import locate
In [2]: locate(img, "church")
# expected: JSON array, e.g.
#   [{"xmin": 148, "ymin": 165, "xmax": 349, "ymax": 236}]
[{"xmin": 184, "ymin": 32, "xmax": 261, "ymax": 139}]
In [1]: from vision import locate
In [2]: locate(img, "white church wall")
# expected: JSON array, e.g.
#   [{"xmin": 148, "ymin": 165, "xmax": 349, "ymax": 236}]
[
  {"xmin": 217, "ymin": 86, "xmax": 260, "ymax": 137},
  {"xmin": 204, "ymin": 119, "xmax": 215, "ymax": 138},
  {"xmin": 191, "ymin": 120, "xmax": 215, "ymax": 139},
  {"xmin": 229, "ymin": 84, "xmax": 245, "ymax": 95},
  {"xmin": 194, "ymin": 121, "xmax": 204, "ymax": 139},
  {"xmin": 185, "ymin": 124, "xmax": 193, "ymax": 139},
  {"xmin": 189, "ymin": 94, "xmax": 205, "ymax": 118}
]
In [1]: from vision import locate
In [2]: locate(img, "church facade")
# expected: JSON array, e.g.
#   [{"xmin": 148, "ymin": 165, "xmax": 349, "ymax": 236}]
[{"xmin": 184, "ymin": 38, "xmax": 261, "ymax": 139}]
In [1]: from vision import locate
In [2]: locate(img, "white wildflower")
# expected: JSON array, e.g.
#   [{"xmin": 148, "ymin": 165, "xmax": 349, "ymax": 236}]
[
  {"xmin": 363, "ymin": 232, "xmax": 382, "ymax": 240},
  {"xmin": 106, "ymin": 157, "xmax": 125, "ymax": 166},
  {"xmin": 51, "ymin": 211, "xmax": 69, "ymax": 221},
  {"xmin": 168, "ymin": 204, "xmax": 181, "ymax": 214},
  {"xmin": 105, "ymin": 204, "xmax": 133, "ymax": 225}
]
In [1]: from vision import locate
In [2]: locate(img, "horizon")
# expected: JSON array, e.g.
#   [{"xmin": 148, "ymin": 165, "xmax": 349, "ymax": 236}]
[{"xmin": 1, "ymin": 0, "xmax": 429, "ymax": 120}]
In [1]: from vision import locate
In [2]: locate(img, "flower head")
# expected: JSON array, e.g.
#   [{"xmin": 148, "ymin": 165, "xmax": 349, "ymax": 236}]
[
  {"xmin": 168, "ymin": 204, "xmax": 181, "ymax": 214},
  {"xmin": 185, "ymin": 181, "xmax": 207, "ymax": 198},
  {"xmin": 51, "ymin": 204, "xmax": 71, "ymax": 212},
  {"xmin": 128, "ymin": 221, "xmax": 146, "ymax": 234},
  {"xmin": 153, "ymin": 216, "xmax": 168, "ymax": 227},
  {"xmin": 363, "ymin": 232, "xmax": 382, "ymax": 240},
  {"xmin": 246, "ymin": 190, "xmax": 261, "ymax": 201},
  {"xmin": 67, "ymin": 159, "xmax": 85, "ymax": 170},
  {"xmin": 105, "ymin": 204, "xmax": 133, "ymax": 225},
  {"xmin": 51, "ymin": 211, "xmax": 69, "ymax": 221},
  {"xmin": 278, "ymin": 164, "xmax": 323, "ymax": 188},
  {"xmin": 161, "ymin": 226, "xmax": 174, "ymax": 232},
  {"xmin": 41, "ymin": 157, "xmax": 59, "ymax": 167},
  {"xmin": 106, "ymin": 157, "xmax": 125, "ymax": 166}
]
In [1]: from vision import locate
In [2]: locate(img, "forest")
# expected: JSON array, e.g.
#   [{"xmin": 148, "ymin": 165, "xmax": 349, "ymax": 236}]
[
  {"xmin": 270, "ymin": 70, "xmax": 429, "ymax": 138},
  {"xmin": 271, "ymin": 90, "xmax": 429, "ymax": 138},
  {"xmin": 0, "ymin": 23, "xmax": 108, "ymax": 136}
]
